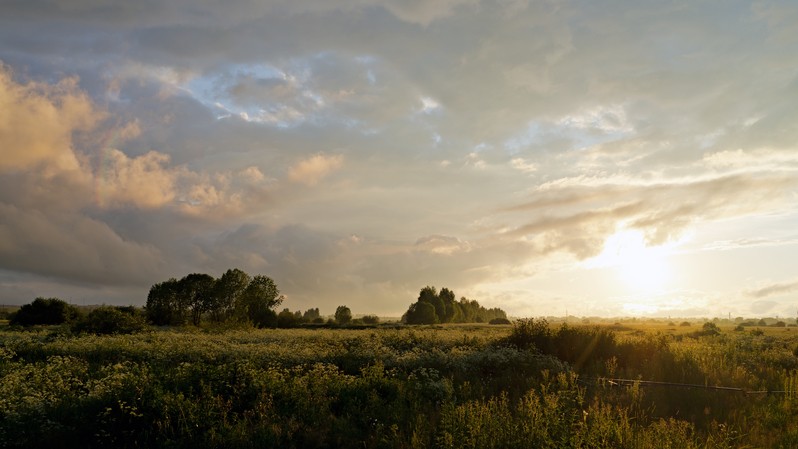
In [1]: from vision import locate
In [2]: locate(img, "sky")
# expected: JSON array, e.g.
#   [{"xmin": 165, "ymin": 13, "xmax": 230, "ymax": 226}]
[{"xmin": 1, "ymin": 0, "xmax": 797, "ymax": 318}]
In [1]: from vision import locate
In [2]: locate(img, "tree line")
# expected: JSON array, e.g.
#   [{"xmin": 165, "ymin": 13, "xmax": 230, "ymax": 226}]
[
  {"xmin": 6, "ymin": 278, "xmax": 507, "ymax": 332},
  {"xmin": 146, "ymin": 269, "xmax": 286, "ymax": 327},
  {"xmin": 403, "ymin": 286, "xmax": 508, "ymax": 324}
]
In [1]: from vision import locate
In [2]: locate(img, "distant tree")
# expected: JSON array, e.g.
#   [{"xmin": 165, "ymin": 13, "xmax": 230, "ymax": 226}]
[
  {"xmin": 238, "ymin": 275, "xmax": 283, "ymax": 328},
  {"xmin": 403, "ymin": 287, "xmax": 507, "ymax": 325},
  {"xmin": 73, "ymin": 306, "xmax": 146, "ymax": 335},
  {"xmin": 210, "ymin": 268, "xmax": 250, "ymax": 322},
  {"xmin": 146, "ymin": 270, "xmax": 284, "ymax": 327},
  {"xmin": 439, "ymin": 288, "xmax": 457, "ymax": 322},
  {"xmin": 179, "ymin": 273, "xmax": 216, "ymax": 326},
  {"xmin": 277, "ymin": 308, "xmax": 301, "ymax": 328},
  {"xmin": 701, "ymin": 322, "xmax": 720, "ymax": 336},
  {"xmin": 405, "ymin": 301, "xmax": 438, "ymax": 324},
  {"xmin": 302, "ymin": 308, "xmax": 321, "ymax": 322},
  {"xmin": 489, "ymin": 317, "xmax": 511, "ymax": 325},
  {"xmin": 362, "ymin": 314, "xmax": 380, "ymax": 325},
  {"xmin": 334, "ymin": 305, "xmax": 352, "ymax": 325},
  {"xmin": 146, "ymin": 278, "xmax": 185, "ymax": 326},
  {"xmin": 10, "ymin": 297, "xmax": 79, "ymax": 326}
]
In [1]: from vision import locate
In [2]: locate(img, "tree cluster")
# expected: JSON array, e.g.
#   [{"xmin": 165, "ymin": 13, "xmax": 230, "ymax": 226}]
[
  {"xmin": 9, "ymin": 297, "xmax": 80, "ymax": 326},
  {"xmin": 145, "ymin": 269, "xmax": 284, "ymax": 327},
  {"xmin": 276, "ymin": 307, "xmax": 326, "ymax": 327},
  {"xmin": 403, "ymin": 286, "xmax": 507, "ymax": 325}
]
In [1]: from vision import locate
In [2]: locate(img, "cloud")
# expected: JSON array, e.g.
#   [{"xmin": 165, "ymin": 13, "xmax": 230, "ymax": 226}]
[
  {"xmin": 288, "ymin": 153, "xmax": 344, "ymax": 186},
  {"xmin": 0, "ymin": 202, "xmax": 164, "ymax": 286},
  {"xmin": 95, "ymin": 149, "xmax": 179, "ymax": 209},
  {"xmin": 0, "ymin": 65, "xmax": 100, "ymax": 174},
  {"xmin": 500, "ymin": 172, "xmax": 798, "ymax": 260},
  {"xmin": 2, "ymin": 1, "xmax": 798, "ymax": 317},
  {"xmin": 745, "ymin": 281, "xmax": 798, "ymax": 299}
]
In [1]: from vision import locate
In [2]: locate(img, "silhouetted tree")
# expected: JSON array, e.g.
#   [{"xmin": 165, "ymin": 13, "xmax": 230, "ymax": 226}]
[
  {"xmin": 405, "ymin": 301, "xmax": 438, "ymax": 324},
  {"xmin": 179, "ymin": 273, "xmax": 216, "ymax": 326},
  {"xmin": 10, "ymin": 297, "xmax": 79, "ymax": 326},
  {"xmin": 146, "ymin": 278, "xmax": 185, "ymax": 325},
  {"xmin": 302, "ymin": 308, "xmax": 321, "ymax": 322},
  {"xmin": 403, "ymin": 287, "xmax": 507, "ymax": 325},
  {"xmin": 238, "ymin": 275, "xmax": 283, "ymax": 328},
  {"xmin": 210, "ymin": 268, "xmax": 251, "ymax": 322},
  {"xmin": 277, "ymin": 308, "xmax": 301, "ymax": 328},
  {"xmin": 362, "ymin": 314, "xmax": 380, "ymax": 324},
  {"xmin": 335, "ymin": 305, "xmax": 352, "ymax": 325},
  {"xmin": 73, "ymin": 306, "xmax": 146, "ymax": 335}
]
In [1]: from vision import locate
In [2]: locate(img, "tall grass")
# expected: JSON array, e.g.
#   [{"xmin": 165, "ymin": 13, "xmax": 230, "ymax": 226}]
[{"xmin": 1, "ymin": 323, "xmax": 796, "ymax": 448}]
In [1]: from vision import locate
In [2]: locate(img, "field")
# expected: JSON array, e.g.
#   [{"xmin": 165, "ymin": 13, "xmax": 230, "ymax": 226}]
[{"xmin": 1, "ymin": 320, "xmax": 797, "ymax": 448}]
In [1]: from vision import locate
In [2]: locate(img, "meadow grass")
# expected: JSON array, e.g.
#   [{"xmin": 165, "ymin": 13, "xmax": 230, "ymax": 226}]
[{"xmin": 1, "ymin": 321, "xmax": 797, "ymax": 448}]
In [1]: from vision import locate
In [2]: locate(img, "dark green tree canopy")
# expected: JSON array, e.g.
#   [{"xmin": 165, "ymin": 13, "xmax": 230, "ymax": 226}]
[
  {"xmin": 334, "ymin": 305, "xmax": 352, "ymax": 325},
  {"xmin": 10, "ymin": 297, "xmax": 80, "ymax": 326},
  {"xmin": 145, "ymin": 269, "xmax": 283, "ymax": 328},
  {"xmin": 403, "ymin": 286, "xmax": 507, "ymax": 325}
]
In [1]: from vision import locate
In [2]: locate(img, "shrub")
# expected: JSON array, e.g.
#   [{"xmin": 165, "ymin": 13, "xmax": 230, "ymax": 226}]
[
  {"xmin": 701, "ymin": 322, "xmax": 721, "ymax": 336},
  {"xmin": 9, "ymin": 297, "xmax": 80, "ymax": 326},
  {"xmin": 72, "ymin": 306, "xmax": 146, "ymax": 335},
  {"xmin": 679, "ymin": 321, "xmax": 691, "ymax": 327},
  {"xmin": 489, "ymin": 318, "xmax": 511, "ymax": 325},
  {"xmin": 335, "ymin": 305, "xmax": 352, "ymax": 325},
  {"xmin": 362, "ymin": 315, "xmax": 380, "ymax": 325}
]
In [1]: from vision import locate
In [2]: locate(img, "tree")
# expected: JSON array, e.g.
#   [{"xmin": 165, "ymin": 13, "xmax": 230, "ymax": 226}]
[
  {"xmin": 146, "ymin": 278, "xmax": 185, "ymax": 325},
  {"xmin": 277, "ymin": 308, "xmax": 301, "ymax": 328},
  {"xmin": 10, "ymin": 297, "xmax": 80, "ymax": 326},
  {"xmin": 334, "ymin": 305, "xmax": 352, "ymax": 325},
  {"xmin": 73, "ymin": 306, "xmax": 146, "ymax": 335},
  {"xmin": 403, "ymin": 287, "xmax": 507, "ymax": 325},
  {"xmin": 179, "ymin": 273, "xmax": 216, "ymax": 326},
  {"xmin": 302, "ymin": 308, "xmax": 321, "ymax": 322},
  {"xmin": 405, "ymin": 301, "xmax": 438, "ymax": 324},
  {"xmin": 362, "ymin": 314, "xmax": 380, "ymax": 325},
  {"xmin": 238, "ymin": 275, "xmax": 284, "ymax": 328},
  {"xmin": 210, "ymin": 268, "xmax": 251, "ymax": 322}
]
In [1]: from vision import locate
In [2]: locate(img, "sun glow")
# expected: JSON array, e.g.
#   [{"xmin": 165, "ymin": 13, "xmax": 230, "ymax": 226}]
[{"xmin": 587, "ymin": 229, "xmax": 673, "ymax": 293}]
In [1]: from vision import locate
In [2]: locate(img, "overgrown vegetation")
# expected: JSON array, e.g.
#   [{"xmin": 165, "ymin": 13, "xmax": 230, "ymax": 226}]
[{"xmin": 1, "ymin": 321, "xmax": 797, "ymax": 448}]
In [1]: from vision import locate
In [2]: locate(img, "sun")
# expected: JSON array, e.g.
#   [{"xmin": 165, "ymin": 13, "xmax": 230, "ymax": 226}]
[{"xmin": 589, "ymin": 229, "xmax": 672, "ymax": 293}]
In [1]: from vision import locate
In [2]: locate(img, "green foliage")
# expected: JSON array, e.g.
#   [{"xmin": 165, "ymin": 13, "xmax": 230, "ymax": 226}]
[
  {"xmin": 334, "ymin": 305, "xmax": 352, "ymax": 325},
  {"xmin": 72, "ymin": 306, "xmax": 146, "ymax": 335},
  {"xmin": 210, "ymin": 268, "xmax": 251, "ymax": 323},
  {"xmin": 362, "ymin": 315, "xmax": 380, "ymax": 325},
  {"xmin": 404, "ymin": 286, "xmax": 507, "ymax": 325},
  {"xmin": 489, "ymin": 318, "xmax": 511, "ymax": 325},
  {"xmin": 145, "ymin": 278, "xmax": 184, "ymax": 326},
  {"xmin": 9, "ymin": 297, "xmax": 80, "ymax": 326},
  {"xmin": 405, "ymin": 301, "xmax": 439, "ymax": 324},
  {"xmin": 277, "ymin": 308, "xmax": 302, "ymax": 328},
  {"xmin": 1, "ymin": 323, "xmax": 797, "ymax": 448},
  {"xmin": 145, "ymin": 270, "xmax": 283, "ymax": 328},
  {"xmin": 239, "ymin": 275, "xmax": 283, "ymax": 328}
]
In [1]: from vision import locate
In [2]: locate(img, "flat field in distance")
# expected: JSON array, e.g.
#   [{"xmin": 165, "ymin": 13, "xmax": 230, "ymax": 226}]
[{"xmin": 1, "ymin": 320, "xmax": 797, "ymax": 448}]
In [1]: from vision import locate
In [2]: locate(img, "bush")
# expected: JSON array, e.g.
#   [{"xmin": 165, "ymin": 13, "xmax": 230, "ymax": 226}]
[
  {"xmin": 489, "ymin": 318, "xmax": 511, "ymax": 325},
  {"xmin": 679, "ymin": 321, "xmax": 691, "ymax": 327},
  {"xmin": 700, "ymin": 322, "xmax": 720, "ymax": 336},
  {"xmin": 362, "ymin": 315, "xmax": 380, "ymax": 325},
  {"xmin": 335, "ymin": 305, "xmax": 352, "ymax": 325},
  {"xmin": 72, "ymin": 306, "xmax": 146, "ymax": 335},
  {"xmin": 9, "ymin": 297, "xmax": 80, "ymax": 326}
]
